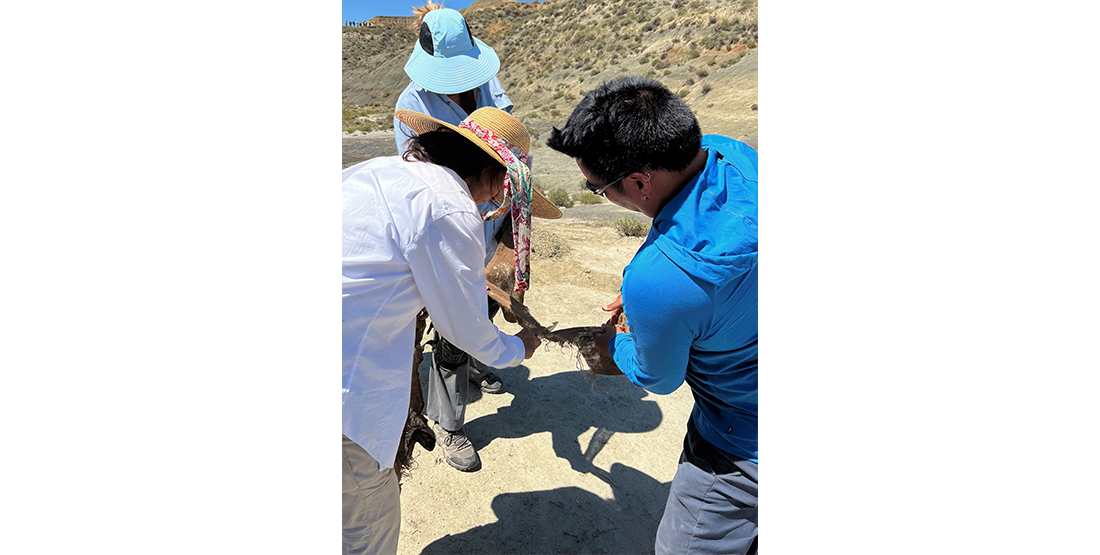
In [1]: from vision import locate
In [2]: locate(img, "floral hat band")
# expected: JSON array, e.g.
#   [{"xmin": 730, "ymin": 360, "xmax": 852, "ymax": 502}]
[
  {"xmin": 459, "ymin": 118, "xmax": 529, "ymax": 220},
  {"xmin": 460, "ymin": 119, "xmax": 527, "ymax": 162},
  {"xmin": 459, "ymin": 117, "xmax": 533, "ymax": 292}
]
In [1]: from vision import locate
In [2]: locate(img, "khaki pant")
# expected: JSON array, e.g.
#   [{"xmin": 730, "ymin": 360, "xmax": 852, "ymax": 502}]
[{"xmin": 342, "ymin": 435, "xmax": 400, "ymax": 555}]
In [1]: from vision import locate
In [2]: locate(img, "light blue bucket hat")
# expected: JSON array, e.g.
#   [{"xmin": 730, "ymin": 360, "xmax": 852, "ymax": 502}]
[{"xmin": 403, "ymin": 8, "xmax": 501, "ymax": 95}]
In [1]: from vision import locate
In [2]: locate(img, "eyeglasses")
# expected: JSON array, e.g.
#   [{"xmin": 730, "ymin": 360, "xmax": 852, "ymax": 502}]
[{"xmin": 584, "ymin": 173, "xmax": 630, "ymax": 196}]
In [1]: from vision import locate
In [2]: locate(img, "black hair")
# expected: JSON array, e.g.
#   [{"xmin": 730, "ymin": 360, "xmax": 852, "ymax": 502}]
[
  {"xmin": 545, "ymin": 77, "xmax": 702, "ymax": 191},
  {"xmin": 402, "ymin": 127, "xmax": 506, "ymax": 184}
]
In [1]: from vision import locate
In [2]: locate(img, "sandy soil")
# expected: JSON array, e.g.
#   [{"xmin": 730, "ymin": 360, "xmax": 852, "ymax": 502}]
[{"xmin": 397, "ymin": 209, "xmax": 696, "ymax": 555}]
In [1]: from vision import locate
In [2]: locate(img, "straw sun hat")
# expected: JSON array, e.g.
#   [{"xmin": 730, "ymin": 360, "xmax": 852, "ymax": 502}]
[{"xmin": 395, "ymin": 107, "xmax": 562, "ymax": 219}]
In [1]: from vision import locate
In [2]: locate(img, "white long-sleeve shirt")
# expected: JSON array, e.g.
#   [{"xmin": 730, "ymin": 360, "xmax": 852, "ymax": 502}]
[{"xmin": 341, "ymin": 156, "xmax": 525, "ymax": 470}]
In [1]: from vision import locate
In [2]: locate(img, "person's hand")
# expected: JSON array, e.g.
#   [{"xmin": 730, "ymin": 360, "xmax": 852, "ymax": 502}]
[
  {"xmin": 515, "ymin": 327, "xmax": 542, "ymax": 359},
  {"xmin": 601, "ymin": 294, "xmax": 623, "ymax": 327}
]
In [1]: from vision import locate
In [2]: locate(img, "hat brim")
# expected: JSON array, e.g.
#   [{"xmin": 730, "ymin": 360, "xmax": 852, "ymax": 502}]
[
  {"xmin": 404, "ymin": 37, "xmax": 500, "ymax": 95},
  {"xmin": 496, "ymin": 185, "xmax": 562, "ymax": 220},
  {"xmin": 394, "ymin": 109, "xmax": 563, "ymax": 220},
  {"xmin": 529, "ymin": 186, "xmax": 563, "ymax": 219}
]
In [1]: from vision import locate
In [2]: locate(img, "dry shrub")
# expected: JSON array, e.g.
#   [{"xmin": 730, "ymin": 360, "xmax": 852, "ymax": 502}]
[
  {"xmin": 576, "ymin": 191, "xmax": 603, "ymax": 205},
  {"xmin": 531, "ymin": 227, "xmax": 572, "ymax": 259},
  {"xmin": 613, "ymin": 218, "xmax": 650, "ymax": 237},
  {"xmin": 548, "ymin": 188, "xmax": 574, "ymax": 208}
]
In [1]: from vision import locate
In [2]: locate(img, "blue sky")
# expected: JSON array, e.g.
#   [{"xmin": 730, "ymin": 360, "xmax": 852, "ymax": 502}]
[{"xmin": 343, "ymin": 1, "xmax": 539, "ymax": 24}]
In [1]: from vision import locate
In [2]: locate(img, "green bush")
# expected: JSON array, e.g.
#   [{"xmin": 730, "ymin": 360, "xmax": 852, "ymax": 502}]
[
  {"xmin": 576, "ymin": 191, "xmax": 603, "ymax": 205},
  {"xmin": 548, "ymin": 188, "xmax": 574, "ymax": 208},
  {"xmin": 613, "ymin": 218, "xmax": 650, "ymax": 237}
]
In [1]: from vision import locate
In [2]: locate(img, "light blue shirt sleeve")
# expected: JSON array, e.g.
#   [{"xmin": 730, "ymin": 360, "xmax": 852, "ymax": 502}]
[
  {"xmin": 393, "ymin": 82, "xmax": 430, "ymax": 155},
  {"xmin": 485, "ymin": 77, "xmax": 513, "ymax": 113}
]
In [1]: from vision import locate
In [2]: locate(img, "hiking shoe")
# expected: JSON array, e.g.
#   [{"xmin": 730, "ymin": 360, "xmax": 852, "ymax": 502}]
[
  {"xmin": 475, "ymin": 372, "xmax": 504, "ymax": 394},
  {"xmin": 433, "ymin": 423, "xmax": 481, "ymax": 472}
]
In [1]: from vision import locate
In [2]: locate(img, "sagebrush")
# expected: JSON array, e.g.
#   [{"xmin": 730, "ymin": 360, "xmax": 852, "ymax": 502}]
[
  {"xmin": 576, "ymin": 191, "xmax": 603, "ymax": 205},
  {"xmin": 548, "ymin": 188, "xmax": 574, "ymax": 208},
  {"xmin": 613, "ymin": 218, "xmax": 649, "ymax": 237}
]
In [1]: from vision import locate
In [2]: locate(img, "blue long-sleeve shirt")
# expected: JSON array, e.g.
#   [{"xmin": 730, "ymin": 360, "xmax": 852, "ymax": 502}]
[{"xmin": 610, "ymin": 135, "xmax": 758, "ymax": 462}]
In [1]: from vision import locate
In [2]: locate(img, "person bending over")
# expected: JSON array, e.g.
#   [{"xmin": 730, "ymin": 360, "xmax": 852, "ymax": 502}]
[{"xmin": 546, "ymin": 76, "xmax": 759, "ymax": 555}]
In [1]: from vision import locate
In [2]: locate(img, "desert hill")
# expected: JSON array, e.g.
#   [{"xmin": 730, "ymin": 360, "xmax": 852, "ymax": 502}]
[{"xmin": 343, "ymin": 0, "xmax": 758, "ymax": 149}]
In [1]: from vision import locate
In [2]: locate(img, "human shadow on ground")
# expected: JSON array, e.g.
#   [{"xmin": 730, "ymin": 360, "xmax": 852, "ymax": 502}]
[
  {"xmin": 463, "ymin": 361, "xmax": 663, "ymax": 487},
  {"xmin": 418, "ymin": 462, "xmax": 671, "ymax": 555},
  {"xmin": 417, "ymin": 350, "xmax": 665, "ymax": 487}
]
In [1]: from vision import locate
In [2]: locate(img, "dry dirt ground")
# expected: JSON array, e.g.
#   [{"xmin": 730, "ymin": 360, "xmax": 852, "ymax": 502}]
[{"xmin": 399, "ymin": 209, "xmax": 696, "ymax": 555}]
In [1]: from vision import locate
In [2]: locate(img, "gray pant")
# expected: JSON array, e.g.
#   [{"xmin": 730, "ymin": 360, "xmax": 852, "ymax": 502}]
[
  {"xmin": 342, "ymin": 435, "xmax": 400, "ymax": 555},
  {"xmin": 423, "ymin": 299, "xmax": 499, "ymax": 432},
  {"xmin": 655, "ymin": 420, "xmax": 758, "ymax": 555}
]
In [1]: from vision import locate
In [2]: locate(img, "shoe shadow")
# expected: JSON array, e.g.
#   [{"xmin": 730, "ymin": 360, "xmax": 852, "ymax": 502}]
[{"xmin": 418, "ymin": 462, "xmax": 671, "ymax": 555}]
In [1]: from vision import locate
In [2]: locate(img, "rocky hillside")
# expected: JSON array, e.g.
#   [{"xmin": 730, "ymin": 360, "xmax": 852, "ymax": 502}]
[{"xmin": 343, "ymin": 0, "xmax": 757, "ymax": 147}]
